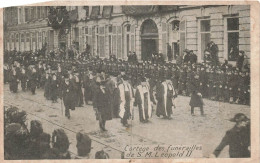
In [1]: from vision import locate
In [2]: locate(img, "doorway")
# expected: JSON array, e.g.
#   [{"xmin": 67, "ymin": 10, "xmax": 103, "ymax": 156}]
[{"xmin": 141, "ymin": 19, "xmax": 159, "ymax": 61}]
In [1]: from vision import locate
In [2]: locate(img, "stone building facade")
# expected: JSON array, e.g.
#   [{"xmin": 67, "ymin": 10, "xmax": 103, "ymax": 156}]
[{"xmin": 4, "ymin": 5, "xmax": 250, "ymax": 62}]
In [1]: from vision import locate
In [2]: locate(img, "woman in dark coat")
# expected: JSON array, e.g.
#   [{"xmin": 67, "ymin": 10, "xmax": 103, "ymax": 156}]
[
  {"xmin": 96, "ymin": 81, "xmax": 113, "ymax": 131},
  {"xmin": 189, "ymin": 74, "xmax": 204, "ymax": 116}
]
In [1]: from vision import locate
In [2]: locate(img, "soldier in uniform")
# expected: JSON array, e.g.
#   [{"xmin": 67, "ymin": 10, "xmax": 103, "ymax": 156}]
[
  {"xmin": 244, "ymin": 70, "xmax": 250, "ymax": 105},
  {"xmin": 229, "ymin": 69, "xmax": 239, "ymax": 103},
  {"xmin": 178, "ymin": 68, "xmax": 187, "ymax": 95},
  {"xmin": 199, "ymin": 66, "xmax": 208, "ymax": 97},
  {"xmin": 216, "ymin": 69, "xmax": 225, "ymax": 101}
]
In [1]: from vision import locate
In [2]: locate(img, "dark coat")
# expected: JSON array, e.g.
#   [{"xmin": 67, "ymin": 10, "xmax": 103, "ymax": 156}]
[
  {"xmin": 62, "ymin": 82, "xmax": 76, "ymax": 110},
  {"xmin": 96, "ymin": 87, "xmax": 113, "ymax": 121},
  {"xmin": 155, "ymin": 82, "xmax": 173, "ymax": 117},
  {"xmin": 189, "ymin": 78, "xmax": 204, "ymax": 107},
  {"xmin": 213, "ymin": 124, "xmax": 250, "ymax": 158}
]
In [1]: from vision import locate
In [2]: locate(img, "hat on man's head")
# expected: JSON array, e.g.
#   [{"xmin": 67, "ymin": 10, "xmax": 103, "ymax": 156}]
[{"xmin": 230, "ymin": 113, "xmax": 249, "ymax": 123}]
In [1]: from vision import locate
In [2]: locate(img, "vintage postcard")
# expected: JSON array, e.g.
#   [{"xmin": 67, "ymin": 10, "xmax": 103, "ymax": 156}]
[{"xmin": 1, "ymin": 0, "xmax": 259, "ymax": 163}]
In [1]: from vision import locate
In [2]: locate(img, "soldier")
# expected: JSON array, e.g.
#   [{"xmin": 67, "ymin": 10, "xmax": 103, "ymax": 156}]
[
  {"xmin": 207, "ymin": 68, "xmax": 214, "ymax": 100},
  {"xmin": 237, "ymin": 71, "xmax": 246, "ymax": 104},
  {"xmin": 199, "ymin": 66, "xmax": 208, "ymax": 97},
  {"xmin": 178, "ymin": 68, "xmax": 187, "ymax": 95},
  {"xmin": 216, "ymin": 69, "xmax": 225, "ymax": 101},
  {"xmin": 223, "ymin": 68, "xmax": 231, "ymax": 102},
  {"xmin": 171, "ymin": 65, "xmax": 179, "ymax": 91},
  {"xmin": 244, "ymin": 70, "xmax": 250, "ymax": 105},
  {"xmin": 229, "ymin": 69, "xmax": 239, "ymax": 103},
  {"xmin": 186, "ymin": 66, "xmax": 194, "ymax": 96}
]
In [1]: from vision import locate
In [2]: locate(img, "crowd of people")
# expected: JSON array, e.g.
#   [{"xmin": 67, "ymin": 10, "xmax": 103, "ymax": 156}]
[
  {"xmin": 4, "ymin": 45, "xmax": 250, "ymax": 121},
  {"xmin": 4, "ymin": 41, "xmax": 251, "ymax": 158}
]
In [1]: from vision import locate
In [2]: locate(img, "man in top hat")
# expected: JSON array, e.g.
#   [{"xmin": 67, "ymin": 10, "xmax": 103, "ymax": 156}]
[
  {"xmin": 178, "ymin": 68, "xmax": 187, "ymax": 95},
  {"xmin": 211, "ymin": 113, "xmax": 250, "ymax": 158}
]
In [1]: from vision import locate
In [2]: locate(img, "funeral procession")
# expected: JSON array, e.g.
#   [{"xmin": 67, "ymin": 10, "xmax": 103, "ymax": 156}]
[{"xmin": 3, "ymin": 5, "xmax": 251, "ymax": 159}]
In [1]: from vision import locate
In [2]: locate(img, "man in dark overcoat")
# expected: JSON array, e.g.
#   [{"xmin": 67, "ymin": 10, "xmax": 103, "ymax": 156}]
[
  {"xmin": 62, "ymin": 76, "xmax": 76, "ymax": 119},
  {"xmin": 189, "ymin": 73, "xmax": 204, "ymax": 116}
]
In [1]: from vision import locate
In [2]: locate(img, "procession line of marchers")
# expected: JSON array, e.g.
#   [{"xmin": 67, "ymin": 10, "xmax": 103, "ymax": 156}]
[{"xmin": 17, "ymin": 89, "xmax": 165, "ymax": 146}]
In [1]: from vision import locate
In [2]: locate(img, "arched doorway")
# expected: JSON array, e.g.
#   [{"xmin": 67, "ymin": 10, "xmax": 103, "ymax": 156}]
[{"xmin": 141, "ymin": 19, "xmax": 159, "ymax": 61}]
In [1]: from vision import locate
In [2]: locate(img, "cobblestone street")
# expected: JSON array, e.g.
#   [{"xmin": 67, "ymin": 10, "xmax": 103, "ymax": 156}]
[{"xmin": 4, "ymin": 84, "xmax": 250, "ymax": 158}]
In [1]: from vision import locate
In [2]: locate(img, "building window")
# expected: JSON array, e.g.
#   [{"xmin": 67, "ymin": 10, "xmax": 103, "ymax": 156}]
[
  {"xmin": 85, "ymin": 27, "xmax": 88, "ymax": 34},
  {"xmin": 227, "ymin": 17, "xmax": 239, "ymax": 61},
  {"xmin": 25, "ymin": 8, "xmax": 29, "ymax": 22},
  {"xmin": 26, "ymin": 33, "xmax": 30, "ymax": 42},
  {"xmin": 126, "ymin": 25, "xmax": 131, "ymax": 32},
  {"xmin": 95, "ymin": 26, "xmax": 99, "ymax": 55},
  {"xmin": 42, "ymin": 31, "xmax": 46, "ymax": 44},
  {"xmin": 31, "ymin": 7, "xmax": 35, "ymax": 20},
  {"xmin": 200, "ymin": 19, "xmax": 211, "ymax": 60},
  {"xmin": 21, "ymin": 34, "xmax": 25, "ymax": 42},
  {"xmin": 108, "ymin": 25, "xmax": 113, "ymax": 55},
  {"xmin": 37, "ymin": 7, "xmax": 41, "ymax": 19},
  {"xmin": 171, "ymin": 20, "xmax": 180, "ymax": 31},
  {"xmin": 109, "ymin": 25, "xmax": 113, "ymax": 33}
]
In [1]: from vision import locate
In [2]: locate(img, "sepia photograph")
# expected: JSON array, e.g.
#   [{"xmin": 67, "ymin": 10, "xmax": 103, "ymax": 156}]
[{"xmin": 2, "ymin": 3, "xmax": 254, "ymax": 160}]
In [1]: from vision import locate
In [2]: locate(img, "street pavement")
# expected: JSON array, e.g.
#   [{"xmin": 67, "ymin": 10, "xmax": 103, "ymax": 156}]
[{"xmin": 4, "ymin": 84, "xmax": 250, "ymax": 159}]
